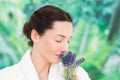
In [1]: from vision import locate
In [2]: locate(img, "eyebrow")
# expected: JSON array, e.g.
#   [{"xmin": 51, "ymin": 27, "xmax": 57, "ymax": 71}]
[{"xmin": 56, "ymin": 34, "xmax": 72, "ymax": 38}]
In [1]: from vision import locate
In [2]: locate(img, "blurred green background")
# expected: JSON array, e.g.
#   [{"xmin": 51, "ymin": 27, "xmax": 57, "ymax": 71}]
[{"xmin": 0, "ymin": 0, "xmax": 120, "ymax": 80}]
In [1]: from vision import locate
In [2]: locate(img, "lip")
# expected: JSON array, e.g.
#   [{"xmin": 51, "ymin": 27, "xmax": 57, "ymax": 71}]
[
  {"xmin": 55, "ymin": 53, "xmax": 63, "ymax": 59},
  {"xmin": 55, "ymin": 54, "xmax": 61, "ymax": 58}
]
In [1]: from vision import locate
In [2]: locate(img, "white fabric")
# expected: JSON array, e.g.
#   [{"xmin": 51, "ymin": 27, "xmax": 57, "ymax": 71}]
[{"xmin": 0, "ymin": 49, "xmax": 91, "ymax": 80}]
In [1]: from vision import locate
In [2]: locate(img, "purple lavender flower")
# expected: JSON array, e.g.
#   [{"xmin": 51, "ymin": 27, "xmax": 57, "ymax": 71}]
[
  {"xmin": 74, "ymin": 57, "xmax": 85, "ymax": 67},
  {"xmin": 61, "ymin": 51, "xmax": 76, "ymax": 66},
  {"xmin": 61, "ymin": 51, "xmax": 85, "ymax": 67},
  {"xmin": 61, "ymin": 51, "xmax": 85, "ymax": 80}
]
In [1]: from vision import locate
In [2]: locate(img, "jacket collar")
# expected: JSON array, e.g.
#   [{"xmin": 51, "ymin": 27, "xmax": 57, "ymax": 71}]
[
  {"xmin": 19, "ymin": 48, "xmax": 39, "ymax": 80},
  {"xmin": 19, "ymin": 48, "xmax": 64, "ymax": 80}
]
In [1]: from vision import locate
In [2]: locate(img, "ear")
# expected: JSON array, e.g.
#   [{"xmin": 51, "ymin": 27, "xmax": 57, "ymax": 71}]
[{"xmin": 31, "ymin": 29, "xmax": 40, "ymax": 44}]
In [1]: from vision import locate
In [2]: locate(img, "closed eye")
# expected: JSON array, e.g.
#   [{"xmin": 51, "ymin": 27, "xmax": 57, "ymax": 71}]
[
  {"xmin": 67, "ymin": 41, "xmax": 70, "ymax": 43},
  {"xmin": 55, "ymin": 40, "xmax": 62, "ymax": 43}
]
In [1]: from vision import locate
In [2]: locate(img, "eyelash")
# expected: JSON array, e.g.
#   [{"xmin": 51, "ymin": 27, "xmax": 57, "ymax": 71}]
[
  {"xmin": 55, "ymin": 40, "xmax": 70, "ymax": 43},
  {"xmin": 67, "ymin": 41, "xmax": 70, "ymax": 43},
  {"xmin": 55, "ymin": 40, "xmax": 62, "ymax": 43}
]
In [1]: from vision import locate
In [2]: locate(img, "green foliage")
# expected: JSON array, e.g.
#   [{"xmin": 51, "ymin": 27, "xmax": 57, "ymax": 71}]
[
  {"xmin": 69, "ymin": 19, "xmax": 86, "ymax": 54},
  {"xmin": 0, "ymin": 1, "xmax": 29, "ymax": 68}
]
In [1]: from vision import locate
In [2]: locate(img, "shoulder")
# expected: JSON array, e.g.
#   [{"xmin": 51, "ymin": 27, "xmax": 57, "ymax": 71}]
[
  {"xmin": 76, "ymin": 66, "xmax": 91, "ymax": 80},
  {"xmin": 0, "ymin": 63, "xmax": 24, "ymax": 80},
  {"xmin": 0, "ymin": 64, "xmax": 18, "ymax": 75},
  {"xmin": 0, "ymin": 49, "xmax": 32, "ymax": 80}
]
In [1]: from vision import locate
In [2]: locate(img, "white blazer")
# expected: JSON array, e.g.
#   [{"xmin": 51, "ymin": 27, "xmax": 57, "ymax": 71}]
[{"xmin": 0, "ymin": 49, "xmax": 91, "ymax": 80}]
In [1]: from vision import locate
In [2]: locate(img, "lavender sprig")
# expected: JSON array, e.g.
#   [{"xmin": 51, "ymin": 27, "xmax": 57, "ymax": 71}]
[
  {"xmin": 61, "ymin": 51, "xmax": 85, "ymax": 80},
  {"xmin": 61, "ymin": 51, "xmax": 76, "ymax": 66}
]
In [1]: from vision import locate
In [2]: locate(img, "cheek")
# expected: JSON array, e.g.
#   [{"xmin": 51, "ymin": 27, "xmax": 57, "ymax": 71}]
[{"xmin": 45, "ymin": 40, "xmax": 59, "ymax": 54}]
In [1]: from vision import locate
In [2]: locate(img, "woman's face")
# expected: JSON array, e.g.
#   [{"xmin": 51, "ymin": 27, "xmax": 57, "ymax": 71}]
[{"xmin": 34, "ymin": 21, "xmax": 72, "ymax": 64}]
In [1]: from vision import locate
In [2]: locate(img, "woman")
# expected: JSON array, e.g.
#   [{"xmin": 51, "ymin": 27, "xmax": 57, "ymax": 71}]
[{"xmin": 0, "ymin": 5, "xmax": 91, "ymax": 80}]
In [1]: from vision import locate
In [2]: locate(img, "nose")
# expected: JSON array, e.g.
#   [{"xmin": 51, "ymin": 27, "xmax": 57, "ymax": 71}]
[{"xmin": 61, "ymin": 42, "xmax": 69, "ymax": 52}]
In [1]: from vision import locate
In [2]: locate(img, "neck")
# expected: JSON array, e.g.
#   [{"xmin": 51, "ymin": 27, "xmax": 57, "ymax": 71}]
[{"xmin": 30, "ymin": 48, "xmax": 51, "ymax": 79}]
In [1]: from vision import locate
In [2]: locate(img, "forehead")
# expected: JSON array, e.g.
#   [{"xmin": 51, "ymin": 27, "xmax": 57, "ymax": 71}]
[
  {"xmin": 52, "ymin": 21, "xmax": 72, "ymax": 36},
  {"xmin": 44, "ymin": 21, "xmax": 73, "ymax": 38}
]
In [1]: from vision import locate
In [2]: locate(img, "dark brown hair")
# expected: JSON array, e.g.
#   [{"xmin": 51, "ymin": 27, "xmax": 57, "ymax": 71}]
[{"xmin": 23, "ymin": 5, "xmax": 72, "ymax": 46}]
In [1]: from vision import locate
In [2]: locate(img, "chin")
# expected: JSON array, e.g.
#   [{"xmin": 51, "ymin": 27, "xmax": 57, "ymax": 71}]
[{"xmin": 52, "ymin": 60, "xmax": 60, "ymax": 64}]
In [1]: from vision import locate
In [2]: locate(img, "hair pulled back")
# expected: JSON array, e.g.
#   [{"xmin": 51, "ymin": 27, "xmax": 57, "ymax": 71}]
[{"xmin": 23, "ymin": 5, "xmax": 72, "ymax": 46}]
